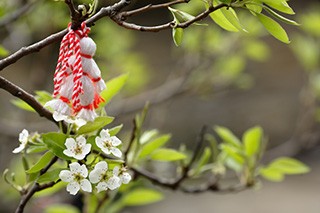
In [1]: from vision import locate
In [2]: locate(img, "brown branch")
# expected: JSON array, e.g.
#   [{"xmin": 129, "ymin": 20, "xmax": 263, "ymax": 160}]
[
  {"xmin": 124, "ymin": 119, "xmax": 137, "ymax": 162},
  {"xmin": 0, "ymin": 0, "xmax": 131, "ymax": 72},
  {"xmin": 131, "ymin": 126, "xmax": 207, "ymax": 189},
  {"xmin": 15, "ymin": 156, "xmax": 58, "ymax": 213},
  {"xmin": 111, "ymin": 3, "xmax": 228, "ymax": 32},
  {"xmin": 122, "ymin": 0, "xmax": 190, "ymax": 17}
]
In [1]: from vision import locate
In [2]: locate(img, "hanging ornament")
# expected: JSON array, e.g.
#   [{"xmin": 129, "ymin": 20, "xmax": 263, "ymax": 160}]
[{"xmin": 45, "ymin": 22, "xmax": 106, "ymax": 121}]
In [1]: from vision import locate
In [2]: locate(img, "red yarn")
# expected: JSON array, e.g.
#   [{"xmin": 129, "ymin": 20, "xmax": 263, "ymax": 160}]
[{"xmin": 53, "ymin": 22, "xmax": 90, "ymax": 113}]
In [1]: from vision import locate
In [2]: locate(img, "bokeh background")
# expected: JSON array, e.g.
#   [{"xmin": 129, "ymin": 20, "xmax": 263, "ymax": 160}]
[{"xmin": 0, "ymin": 0, "xmax": 320, "ymax": 212}]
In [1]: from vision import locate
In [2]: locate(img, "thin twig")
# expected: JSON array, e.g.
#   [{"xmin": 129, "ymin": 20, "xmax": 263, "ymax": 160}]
[
  {"xmin": 122, "ymin": 0, "xmax": 190, "ymax": 17},
  {"xmin": 124, "ymin": 119, "xmax": 137, "ymax": 162},
  {"xmin": 0, "ymin": 0, "xmax": 131, "ymax": 72},
  {"xmin": 15, "ymin": 156, "xmax": 58, "ymax": 213}
]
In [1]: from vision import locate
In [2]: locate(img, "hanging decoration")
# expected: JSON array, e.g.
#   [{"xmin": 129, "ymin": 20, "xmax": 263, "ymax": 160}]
[{"xmin": 45, "ymin": 22, "xmax": 106, "ymax": 121}]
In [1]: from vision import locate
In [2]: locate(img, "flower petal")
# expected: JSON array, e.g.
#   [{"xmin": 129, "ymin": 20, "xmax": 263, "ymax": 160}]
[
  {"xmin": 74, "ymin": 153, "xmax": 86, "ymax": 160},
  {"xmin": 76, "ymin": 136, "xmax": 86, "ymax": 146},
  {"xmin": 12, "ymin": 144, "xmax": 25, "ymax": 154},
  {"xmin": 121, "ymin": 172, "xmax": 132, "ymax": 184},
  {"xmin": 80, "ymin": 179, "xmax": 92, "ymax": 193},
  {"xmin": 19, "ymin": 129, "xmax": 29, "ymax": 144},
  {"xmin": 67, "ymin": 181, "xmax": 80, "ymax": 195},
  {"xmin": 100, "ymin": 129, "xmax": 110, "ymax": 139},
  {"xmin": 89, "ymin": 169, "xmax": 103, "ymax": 184},
  {"xmin": 95, "ymin": 161, "xmax": 108, "ymax": 171},
  {"xmin": 63, "ymin": 149, "xmax": 75, "ymax": 158},
  {"xmin": 111, "ymin": 147, "xmax": 122, "ymax": 158},
  {"xmin": 95, "ymin": 137, "xmax": 104, "ymax": 149},
  {"xmin": 96, "ymin": 182, "xmax": 108, "ymax": 193},
  {"xmin": 69, "ymin": 162, "xmax": 82, "ymax": 174},
  {"xmin": 107, "ymin": 176, "xmax": 121, "ymax": 190},
  {"xmin": 52, "ymin": 111, "xmax": 67, "ymax": 122},
  {"xmin": 113, "ymin": 166, "xmax": 120, "ymax": 176},
  {"xmin": 59, "ymin": 170, "xmax": 73, "ymax": 182},
  {"xmin": 82, "ymin": 144, "xmax": 92, "ymax": 156},
  {"xmin": 111, "ymin": 136, "xmax": 121, "ymax": 146},
  {"xmin": 65, "ymin": 138, "xmax": 76, "ymax": 150},
  {"xmin": 79, "ymin": 164, "xmax": 88, "ymax": 178}
]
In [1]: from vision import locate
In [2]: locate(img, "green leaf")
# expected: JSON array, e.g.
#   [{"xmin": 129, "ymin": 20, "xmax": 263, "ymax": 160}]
[
  {"xmin": 192, "ymin": 147, "xmax": 212, "ymax": 175},
  {"xmin": 243, "ymin": 126, "xmax": 262, "ymax": 157},
  {"xmin": 27, "ymin": 151, "xmax": 55, "ymax": 174},
  {"xmin": 35, "ymin": 90, "xmax": 53, "ymax": 104},
  {"xmin": 267, "ymin": 157, "xmax": 310, "ymax": 175},
  {"xmin": 121, "ymin": 188, "xmax": 163, "ymax": 206},
  {"xmin": 77, "ymin": 116, "xmax": 114, "ymax": 135},
  {"xmin": 140, "ymin": 130, "xmax": 159, "ymax": 145},
  {"xmin": 245, "ymin": 3, "xmax": 263, "ymax": 14},
  {"xmin": 37, "ymin": 168, "xmax": 63, "ymax": 183},
  {"xmin": 139, "ymin": 134, "xmax": 171, "ymax": 159},
  {"xmin": 263, "ymin": 6, "xmax": 299, "ymax": 26},
  {"xmin": 168, "ymin": 7, "xmax": 195, "ymax": 22},
  {"xmin": 100, "ymin": 74, "xmax": 128, "ymax": 107},
  {"xmin": 42, "ymin": 132, "xmax": 70, "ymax": 160},
  {"xmin": 210, "ymin": 6, "xmax": 238, "ymax": 32},
  {"xmin": 11, "ymin": 99, "xmax": 35, "ymax": 112},
  {"xmin": 150, "ymin": 148, "xmax": 186, "ymax": 161},
  {"xmin": 0, "ymin": 45, "xmax": 8, "ymax": 57},
  {"xmin": 214, "ymin": 126, "xmax": 242, "ymax": 148},
  {"xmin": 262, "ymin": 0, "xmax": 295, "ymax": 14},
  {"xmin": 220, "ymin": 144, "xmax": 244, "ymax": 165},
  {"xmin": 259, "ymin": 167, "xmax": 285, "ymax": 182},
  {"xmin": 220, "ymin": 7, "xmax": 247, "ymax": 32},
  {"xmin": 173, "ymin": 27, "xmax": 184, "ymax": 46},
  {"xmin": 257, "ymin": 13, "xmax": 290, "ymax": 43},
  {"xmin": 108, "ymin": 124, "xmax": 123, "ymax": 136},
  {"xmin": 27, "ymin": 145, "xmax": 49, "ymax": 154},
  {"xmin": 44, "ymin": 204, "xmax": 80, "ymax": 213}
]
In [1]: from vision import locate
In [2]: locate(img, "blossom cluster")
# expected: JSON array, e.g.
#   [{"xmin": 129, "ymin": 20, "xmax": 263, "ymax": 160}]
[{"xmin": 59, "ymin": 129, "xmax": 131, "ymax": 195}]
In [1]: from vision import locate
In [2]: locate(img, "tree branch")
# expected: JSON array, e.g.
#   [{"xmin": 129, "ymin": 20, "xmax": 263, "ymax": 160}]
[{"xmin": 15, "ymin": 156, "xmax": 58, "ymax": 213}]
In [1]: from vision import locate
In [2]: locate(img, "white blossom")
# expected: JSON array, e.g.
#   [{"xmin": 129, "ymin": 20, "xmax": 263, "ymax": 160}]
[
  {"xmin": 59, "ymin": 162, "xmax": 92, "ymax": 195},
  {"xmin": 52, "ymin": 111, "xmax": 86, "ymax": 127},
  {"xmin": 13, "ymin": 129, "xmax": 29, "ymax": 154},
  {"xmin": 89, "ymin": 161, "xmax": 121, "ymax": 193},
  {"xmin": 63, "ymin": 136, "xmax": 91, "ymax": 160},
  {"xmin": 113, "ymin": 166, "xmax": 132, "ymax": 184},
  {"xmin": 95, "ymin": 129, "xmax": 122, "ymax": 158}
]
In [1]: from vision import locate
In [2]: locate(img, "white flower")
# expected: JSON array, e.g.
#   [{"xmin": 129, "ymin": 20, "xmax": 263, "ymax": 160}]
[
  {"xmin": 113, "ymin": 166, "xmax": 132, "ymax": 184},
  {"xmin": 13, "ymin": 129, "xmax": 29, "ymax": 154},
  {"xmin": 89, "ymin": 161, "xmax": 121, "ymax": 193},
  {"xmin": 95, "ymin": 129, "xmax": 122, "ymax": 158},
  {"xmin": 53, "ymin": 111, "xmax": 86, "ymax": 127},
  {"xmin": 63, "ymin": 136, "xmax": 91, "ymax": 160},
  {"xmin": 59, "ymin": 162, "xmax": 92, "ymax": 195}
]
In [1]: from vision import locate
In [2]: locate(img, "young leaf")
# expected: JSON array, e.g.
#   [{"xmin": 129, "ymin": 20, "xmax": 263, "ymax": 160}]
[
  {"xmin": 262, "ymin": 0, "xmax": 295, "ymax": 15},
  {"xmin": 100, "ymin": 74, "xmax": 128, "ymax": 106},
  {"xmin": 150, "ymin": 148, "xmax": 186, "ymax": 161},
  {"xmin": 263, "ymin": 6, "xmax": 299, "ymax": 26},
  {"xmin": 140, "ymin": 130, "xmax": 159, "ymax": 145},
  {"xmin": 44, "ymin": 204, "xmax": 80, "ymax": 213},
  {"xmin": 192, "ymin": 147, "xmax": 212, "ymax": 176},
  {"xmin": 214, "ymin": 126, "xmax": 242, "ymax": 148},
  {"xmin": 42, "ymin": 132, "xmax": 70, "ymax": 160},
  {"xmin": 77, "ymin": 116, "xmax": 114, "ymax": 135},
  {"xmin": 108, "ymin": 124, "xmax": 123, "ymax": 136},
  {"xmin": 242, "ymin": 126, "xmax": 262, "ymax": 157},
  {"xmin": 173, "ymin": 27, "xmax": 184, "ymax": 46},
  {"xmin": 27, "ymin": 151, "xmax": 55, "ymax": 174},
  {"xmin": 220, "ymin": 7, "xmax": 247, "ymax": 32},
  {"xmin": 11, "ymin": 99, "xmax": 35, "ymax": 112},
  {"xmin": 220, "ymin": 144, "xmax": 244, "ymax": 165},
  {"xmin": 210, "ymin": 7, "xmax": 239, "ymax": 32},
  {"xmin": 37, "ymin": 168, "xmax": 64, "ymax": 183},
  {"xmin": 259, "ymin": 167, "xmax": 285, "ymax": 182},
  {"xmin": 0, "ymin": 45, "xmax": 8, "ymax": 57},
  {"xmin": 139, "ymin": 134, "xmax": 171, "ymax": 159},
  {"xmin": 267, "ymin": 157, "xmax": 310, "ymax": 175},
  {"xmin": 257, "ymin": 13, "xmax": 290, "ymax": 43},
  {"xmin": 121, "ymin": 188, "xmax": 163, "ymax": 206}
]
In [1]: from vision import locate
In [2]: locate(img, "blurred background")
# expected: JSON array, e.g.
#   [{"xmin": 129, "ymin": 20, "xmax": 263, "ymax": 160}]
[{"xmin": 0, "ymin": 0, "xmax": 320, "ymax": 212}]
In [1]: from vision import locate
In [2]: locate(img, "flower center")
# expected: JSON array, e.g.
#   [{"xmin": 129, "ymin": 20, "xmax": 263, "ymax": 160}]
[
  {"xmin": 103, "ymin": 140, "xmax": 112, "ymax": 148},
  {"xmin": 74, "ymin": 173, "xmax": 83, "ymax": 182},
  {"xmin": 74, "ymin": 144, "xmax": 83, "ymax": 155}
]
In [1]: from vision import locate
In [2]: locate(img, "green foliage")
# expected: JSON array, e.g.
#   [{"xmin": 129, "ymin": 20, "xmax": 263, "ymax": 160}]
[
  {"xmin": 120, "ymin": 188, "xmax": 163, "ymax": 206},
  {"xmin": 100, "ymin": 74, "xmax": 128, "ymax": 107},
  {"xmin": 150, "ymin": 148, "xmax": 187, "ymax": 162},
  {"xmin": 44, "ymin": 204, "xmax": 80, "ymax": 213},
  {"xmin": 0, "ymin": 45, "xmax": 9, "ymax": 57},
  {"xmin": 42, "ymin": 132, "xmax": 70, "ymax": 160},
  {"xmin": 260, "ymin": 157, "xmax": 310, "ymax": 182},
  {"xmin": 11, "ymin": 90, "xmax": 53, "ymax": 112},
  {"xmin": 27, "ymin": 151, "xmax": 54, "ymax": 174},
  {"xmin": 77, "ymin": 116, "xmax": 114, "ymax": 135}
]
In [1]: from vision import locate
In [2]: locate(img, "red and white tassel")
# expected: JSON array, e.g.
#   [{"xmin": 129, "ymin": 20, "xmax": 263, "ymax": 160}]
[{"xmin": 46, "ymin": 22, "xmax": 106, "ymax": 122}]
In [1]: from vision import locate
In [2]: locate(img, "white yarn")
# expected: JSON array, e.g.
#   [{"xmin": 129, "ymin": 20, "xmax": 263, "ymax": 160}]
[
  {"xmin": 77, "ymin": 108, "xmax": 97, "ymax": 121},
  {"xmin": 79, "ymin": 76, "xmax": 95, "ymax": 106}
]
